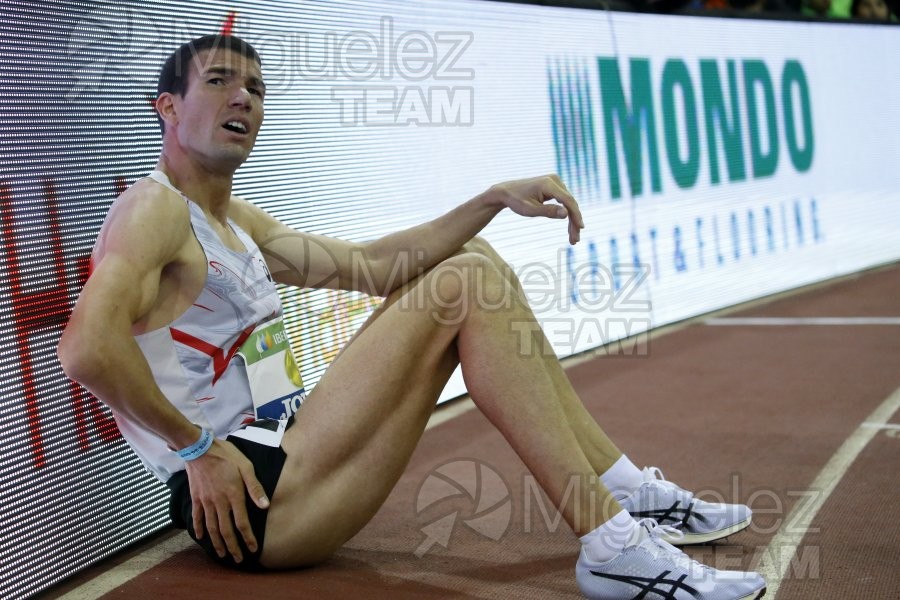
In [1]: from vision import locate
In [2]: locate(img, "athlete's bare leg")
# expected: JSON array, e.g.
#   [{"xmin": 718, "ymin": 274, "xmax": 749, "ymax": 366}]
[
  {"xmin": 343, "ymin": 237, "xmax": 624, "ymax": 474},
  {"xmin": 261, "ymin": 251, "xmax": 623, "ymax": 568},
  {"xmin": 463, "ymin": 237, "xmax": 624, "ymax": 474}
]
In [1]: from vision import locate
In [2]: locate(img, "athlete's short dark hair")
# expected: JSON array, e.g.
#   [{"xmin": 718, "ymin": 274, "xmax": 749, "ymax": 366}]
[{"xmin": 156, "ymin": 35, "xmax": 261, "ymax": 133}]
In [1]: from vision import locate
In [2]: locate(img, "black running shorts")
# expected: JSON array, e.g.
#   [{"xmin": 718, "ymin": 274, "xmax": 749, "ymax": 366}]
[{"xmin": 166, "ymin": 419, "xmax": 292, "ymax": 572}]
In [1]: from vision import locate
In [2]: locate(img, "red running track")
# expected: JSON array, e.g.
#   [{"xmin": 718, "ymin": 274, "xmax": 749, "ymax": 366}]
[{"xmin": 46, "ymin": 263, "xmax": 900, "ymax": 600}]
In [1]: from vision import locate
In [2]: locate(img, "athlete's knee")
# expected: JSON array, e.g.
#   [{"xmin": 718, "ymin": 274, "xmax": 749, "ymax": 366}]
[
  {"xmin": 462, "ymin": 236, "xmax": 526, "ymax": 298},
  {"xmin": 462, "ymin": 236, "xmax": 506, "ymax": 266},
  {"xmin": 423, "ymin": 253, "xmax": 508, "ymax": 322},
  {"xmin": 458, "ymin": 237, "xmax": 522, "ymax": 287},
  {"xmin": 430, "ymin": 252, "xmax": 501, "ymax": 298}
]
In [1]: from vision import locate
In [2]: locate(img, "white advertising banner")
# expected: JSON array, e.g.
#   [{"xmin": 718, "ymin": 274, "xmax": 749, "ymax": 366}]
[
  {"xmin": 1, "ymin": 1, "xmax": 898, "ymax": 596},
  {"xmin": 217, "ymin": 3, "xmax": 900, "ymax": 383}
]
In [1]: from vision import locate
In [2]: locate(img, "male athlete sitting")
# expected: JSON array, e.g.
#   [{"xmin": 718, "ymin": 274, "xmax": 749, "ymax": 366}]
[{"xmin": 58, "ymin": 34, "xmax": 766, "ymax": 599}]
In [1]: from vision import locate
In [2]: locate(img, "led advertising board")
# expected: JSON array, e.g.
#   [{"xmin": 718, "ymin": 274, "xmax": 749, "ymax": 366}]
[{"xmin": 1, "ymin": 1, "xmax": 898, "ymax": 597}]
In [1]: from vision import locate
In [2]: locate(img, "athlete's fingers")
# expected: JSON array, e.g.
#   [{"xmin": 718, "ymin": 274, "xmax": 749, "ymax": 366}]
[
  {"xmin": 547, "ymin": 176, "xmax": 584, "ymax": 230},
  {"xmin": 240, "ymin": 465, "xmax": 269, "ymax": 510},
  {"xmin": 232, "ymin": 498, "xmax": 258, "ymax": 554},
  {"xmin": 233, "ymin": 463, "xmax": 264, "ymax": 553},
  {"xmin": 204, "ymin": 507, "xmax": 227, "ymax": 559},
  {"xmin": 539, "ymin": 175, "xmax": 583, "ymax": 245},
  {"xmin": 546, "ymin": 203, "xmax": 567, "ymax": 219},
  {"xmin": 217, "ymin": 504, "xmax": 243, "ymax": 563},
  {"xmin": 191, "ymin": 501, "xmax": 205, "ymax": 540},
  {"xmin": 568, "ymin": 217, "xmax": 580, "ymax": 245}
]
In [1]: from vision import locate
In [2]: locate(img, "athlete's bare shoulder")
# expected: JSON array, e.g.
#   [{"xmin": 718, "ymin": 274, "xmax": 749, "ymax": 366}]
[
  {"xmin": 227, "ymin": 193, "xmax": 280, "ymax": 243},
  {"xmin": 111, "ymin": 175, "xmax": 190, "ymax": 222},
  {"xmin": 94, "ymin": 175, "xmax": 192, "ymax": 261},
  {"xmin": 87, "ymin": 175, "xmax": 207, "ymax": 332}
]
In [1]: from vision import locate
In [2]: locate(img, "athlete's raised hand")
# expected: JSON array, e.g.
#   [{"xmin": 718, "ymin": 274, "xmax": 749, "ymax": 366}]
[
  {"xmin": 184, "ymin": 439, "xmax": 269, "ymax": 563},
  {"xmin": 487, "ymin": 174, "xmax": 585, "ymax": 245}
]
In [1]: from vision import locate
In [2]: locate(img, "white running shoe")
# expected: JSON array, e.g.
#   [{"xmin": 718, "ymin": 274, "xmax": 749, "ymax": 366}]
[
  {"xmin": 620, "ymin": 467, "xmax": 752, "ymax": 545},
  {"xmin": 576, "ymin": 519, "xmax": 766, "ymax": 599}
]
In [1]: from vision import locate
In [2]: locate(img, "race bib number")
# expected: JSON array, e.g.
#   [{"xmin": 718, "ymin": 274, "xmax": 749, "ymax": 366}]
[{"xmin": 237, "ymin": 318, "xmax": 306, "ymax": 421}]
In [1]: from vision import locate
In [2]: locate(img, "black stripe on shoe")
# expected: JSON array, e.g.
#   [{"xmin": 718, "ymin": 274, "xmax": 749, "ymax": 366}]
[
  {"xmin": 630, "ymin": 501, "xmax": 706, "ymax": 528},
  {"xmin": 588, "ymin": 569, "xmax": 701, "ymax": 599}
]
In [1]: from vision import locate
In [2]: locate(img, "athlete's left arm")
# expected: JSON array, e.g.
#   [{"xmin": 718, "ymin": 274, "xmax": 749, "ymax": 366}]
[
  {"xmin": 231, "ymin": 197, "xmax": 362, "ymax": 291},
  {"xmin": 233, "ymin": 174, "xmax": 583, "ymax": 296}
]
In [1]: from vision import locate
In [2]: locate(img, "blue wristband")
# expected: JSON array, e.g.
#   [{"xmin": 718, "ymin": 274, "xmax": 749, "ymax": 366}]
[{"xmin": 175, "ymin": 428, "xmax": 214, "ymax": 461}]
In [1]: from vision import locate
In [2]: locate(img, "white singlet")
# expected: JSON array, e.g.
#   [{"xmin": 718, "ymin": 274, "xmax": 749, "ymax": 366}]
[{"xmin": 114, "ymin": 171, "xmax": 305, "ymax": 482}]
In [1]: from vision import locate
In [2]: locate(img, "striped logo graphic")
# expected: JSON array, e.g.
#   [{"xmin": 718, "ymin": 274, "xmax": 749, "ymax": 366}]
[{"xmin": 547, "ymin": 59, "xmax": 600, "ymax": 200}]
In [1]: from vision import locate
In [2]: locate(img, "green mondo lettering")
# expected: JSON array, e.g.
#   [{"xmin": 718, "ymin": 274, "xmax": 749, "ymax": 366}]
[
  {"xmin": 574, "ymin": 57, "xmax": 814, "ymax": 200},
  {"xmin": 661, "ymin": 59, "xmax": 700, "ymax": 189},
  {"xmin": 701, "ymin": 59, "xmax": 746, "ymax": 185},
  {"xmin": 743, "ymin": 60, "xmax": 779, "ymax": 178},
  {"xmin": 598, "ymin": 57, "xmax": 661, "ymax": 200},
  {"xmin": 782, "ymin": 60, "xmax": 814, "ymax": 173}
]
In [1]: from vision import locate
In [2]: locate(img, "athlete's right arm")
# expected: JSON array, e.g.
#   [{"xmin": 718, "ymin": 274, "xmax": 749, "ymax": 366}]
[
  {"xmin": 57, "ymin": 183, "xmax": 265, "ymax": 563},
  {"xmin": 59, "ymin": 183, "xmax": 200, "ymax": 448}
]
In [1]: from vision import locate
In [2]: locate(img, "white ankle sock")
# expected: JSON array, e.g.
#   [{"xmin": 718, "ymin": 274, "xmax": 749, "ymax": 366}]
[
  {"xmin": 580, "ymin": 509, "xmax": 637, "ymax": 563},
  {"xmin": 599, "ymin": 455, "xmax": 644, "ymax": 501}
]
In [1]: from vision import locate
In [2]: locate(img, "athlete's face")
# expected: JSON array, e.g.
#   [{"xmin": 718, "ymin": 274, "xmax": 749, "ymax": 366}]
[{"xmin": 165, "ymin": 47, "xmax": 266, "ymax": 171}]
